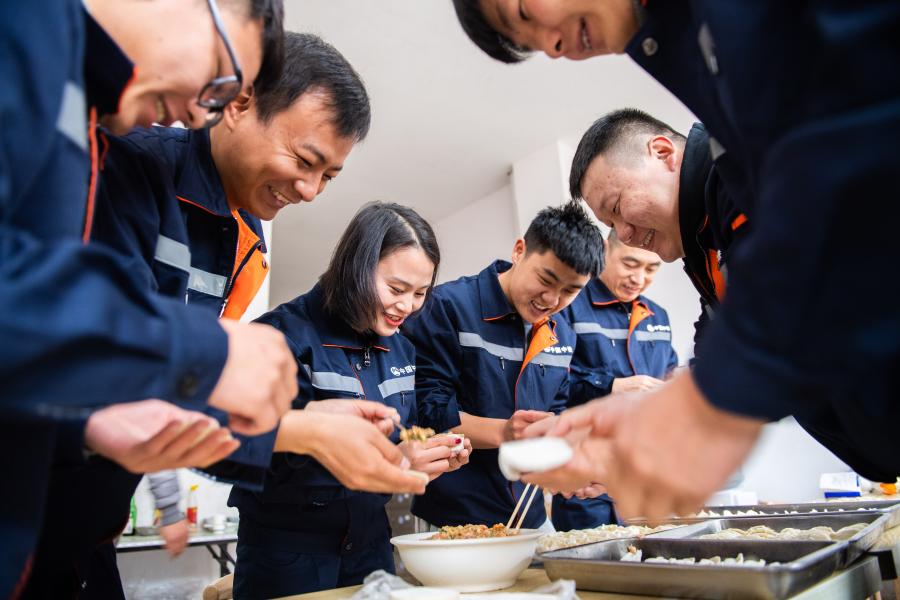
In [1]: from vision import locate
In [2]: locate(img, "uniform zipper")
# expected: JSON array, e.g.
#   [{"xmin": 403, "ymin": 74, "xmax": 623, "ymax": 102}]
[
  {"xmin": 222, "ymin": 239, "xmax": 262, "ymax": 302},
  {"xmin": 363, "ymin": 346, "xmax": 371, "ymax": 368}
]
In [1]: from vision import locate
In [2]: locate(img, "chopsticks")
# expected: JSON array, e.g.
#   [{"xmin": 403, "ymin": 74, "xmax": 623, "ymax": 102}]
[{"xmin": 506, "ymin": 483, "xmax": 541, "ymax": 532}]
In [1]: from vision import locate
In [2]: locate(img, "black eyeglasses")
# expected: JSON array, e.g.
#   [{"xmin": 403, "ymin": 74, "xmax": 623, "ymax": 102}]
[{"xmin": 198, "ymin": 0, "xmax": 244, "ymax": 128}]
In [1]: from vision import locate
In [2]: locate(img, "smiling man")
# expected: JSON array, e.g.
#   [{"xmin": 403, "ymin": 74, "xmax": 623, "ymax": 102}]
[
  {"xmin": 403, "ymin": 202, "xmax": 603, "ymax": 529},
  {"xmin": 452, "ymin": 0, "xmax": 900, "ymax": 516},
  {"xmin": 569, "ymin": 108, "xmax": 744, "ymax": 349}
]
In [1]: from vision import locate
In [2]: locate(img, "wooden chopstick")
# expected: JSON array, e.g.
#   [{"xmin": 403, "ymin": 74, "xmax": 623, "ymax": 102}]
[
  {"xmin": 506, "ymin": 483, "xmax": 531, "ymax": 529},
  {"xmin": 514, "ymin": 485, "xmax": 541, "ymax": 531}
]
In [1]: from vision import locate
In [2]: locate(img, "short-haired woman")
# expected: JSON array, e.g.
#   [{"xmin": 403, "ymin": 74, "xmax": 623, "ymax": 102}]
[{"xmin": 230, "ymin": 202, "xmax": 472, "ymax": 598}]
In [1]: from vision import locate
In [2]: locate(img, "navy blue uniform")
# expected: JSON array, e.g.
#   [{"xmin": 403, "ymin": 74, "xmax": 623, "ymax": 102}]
[
  {"xmin": 24, "ymin": 126, "xmax": 277, "ymax": 598},
  {"xmin": 404, "ymin": 261, "xmax": 574, "ymax": 529},
  {"xmin": 625, "ymin": 1, "xmax": 900, "ymax": 480},
  {"xmin": 0, "ymin": 4, "xmax": 227, "ymax": 595},
  {"xmin": 676, "ymin": 122, "xmax": 745, "ymax": 352},
  {"xmin": 229, "ymin": 284, "xmax": 418, "ymax": 598},
  {"xmin": 553, "ymin": 279, "xmax": 677, "ymax": 531}
]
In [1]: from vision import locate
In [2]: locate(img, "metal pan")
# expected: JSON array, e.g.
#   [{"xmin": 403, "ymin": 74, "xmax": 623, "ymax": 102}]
[
  {"xmin": 636, "ymin": 499, "xmax": 900, "ymax": 527},
  {"xmin": 542, "ymin": 538, "xmax": 843, "ymax": 599},
  {"xmin": 646, "ymin": 513, "xmax": 889, "ymax": 568}
]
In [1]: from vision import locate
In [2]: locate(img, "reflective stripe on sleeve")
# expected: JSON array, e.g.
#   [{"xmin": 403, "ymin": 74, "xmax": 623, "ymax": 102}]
[{"xmin": 56, "ymin": 81, "xmax": 87, "ymax": 151}]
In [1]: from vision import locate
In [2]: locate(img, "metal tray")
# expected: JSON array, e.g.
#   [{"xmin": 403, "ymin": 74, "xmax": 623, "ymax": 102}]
[
  {"xmin": 648, "ymin": 513, "xmax": 888, "ymax": 567},
  {"xmin": 542, "ymin": 538, "xmax": 843, "ymax": 599},
  {"xmin": 642, "ymin": 499, "xmax": 900, "ymax": 527}
]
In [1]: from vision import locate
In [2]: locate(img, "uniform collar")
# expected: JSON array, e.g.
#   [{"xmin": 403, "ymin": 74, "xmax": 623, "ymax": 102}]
[
  {"xmin": 83, "ymin": 6, "xmax": 136, "ymax": 118},
  {"xmin": 175, "ymin": 130, "xmax": 268, "ymax": 254},
  {"xmin": 306, "ymin": 283, "xmax": 392, "ymax": 352},
  {"xmin": 588, "ymin": 278, "xmax": 650, "ymax": 312},
  {"xmin": 678, "ymin": 122, "xmax": 715, "ymax": 252},
  {"xmin": 477, "ymin": 260, "xmax": 518, "ymax": 321}
]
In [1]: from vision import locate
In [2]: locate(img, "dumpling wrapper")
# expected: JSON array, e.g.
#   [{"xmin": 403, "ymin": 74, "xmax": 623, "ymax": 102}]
[{"xmin": 498, "ymin": 437, "xmax": 573, "ymax": 481}]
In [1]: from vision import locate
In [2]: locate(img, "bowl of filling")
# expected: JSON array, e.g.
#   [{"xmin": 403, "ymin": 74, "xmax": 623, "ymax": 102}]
[{"xmin": 390, "ymin": 524, "xmax": 542, "ymax": 592}]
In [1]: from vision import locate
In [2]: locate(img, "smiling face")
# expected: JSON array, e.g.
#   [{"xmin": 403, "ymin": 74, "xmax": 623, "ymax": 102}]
[
  {"xmin": 580, "ymin": 137, "xmax": 685, "ymax": 262},
  {"xmin": 501, "ymin": 240, "xmax": 590, "ymax": 324},
  {"xmin": 600, "ymin": 237, "xmax": 662, "ymax": 302},
  {"xmin": 94, "ymin": 0, "xmax": 264, "ymax": 133},
  {"xmin": 372, "ymin": 246, "xmax": 436, "ymax": 337},
  {"xmin": 212, "ymin": 90, "xmax": 356, "ymax": 220},
  {"xmin": 478, "ymin": 0, "xmax": 639, "ymax": 59}
]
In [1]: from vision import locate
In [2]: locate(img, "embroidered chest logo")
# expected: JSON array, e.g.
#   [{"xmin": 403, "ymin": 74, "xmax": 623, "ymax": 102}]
[
  {"xmin": 542, "ymin": 345, "xmax": 573, "ymax": 354},
  {"xmin": 646, "ymin": 324, "xmax": 671, "ymax": 333},
  {"xmin": 390, "ymin": 365, "xmax": 416, "ymax": 377}
]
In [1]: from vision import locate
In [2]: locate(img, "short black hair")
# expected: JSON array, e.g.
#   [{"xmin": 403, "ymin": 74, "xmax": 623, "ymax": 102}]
[
  {"xmin": 254, "ymin": 32, "xmax": 371, "ymax": 142},
  {"xmin": 569, "ymin": 108, "xmax": 686, "ymax": 201},
  {"xmin": 320, "ymin": 202, "xmax": 440, "ymax": 334},
  {"xmin": 524, "ymin": 202, "xmax": 604, "ymax": 278},
  {"xmin": 222, "ymin": 0, "xmax": 285, "ymax": 99},
  {"xmin": 451, "ymin": 0, "xmax": 532, "ymax": 64}
]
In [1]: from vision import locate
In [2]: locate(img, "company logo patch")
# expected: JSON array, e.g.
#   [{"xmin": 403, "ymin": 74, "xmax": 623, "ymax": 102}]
[
  {"xmin": 646, "ymin": 324, "xmax": 671, "ymax": 333},
  {"xmin": 543, "ymin": 346, "xmax": 573, "ymax": 354},
  {"xmin": 390, "ymin": 365, "xmax": 416, "ymax": 377}
]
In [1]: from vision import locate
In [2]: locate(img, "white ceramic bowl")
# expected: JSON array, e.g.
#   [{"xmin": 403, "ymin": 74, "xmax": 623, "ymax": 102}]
[{"xmin": 390, "ymin": 529, "xmax": 542, "ymax": 592}]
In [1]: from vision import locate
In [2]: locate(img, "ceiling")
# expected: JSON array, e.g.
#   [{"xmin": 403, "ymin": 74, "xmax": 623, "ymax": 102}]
[{"xmin": 269, "ymin": 0, "xmax": 697, "ymax": 305}]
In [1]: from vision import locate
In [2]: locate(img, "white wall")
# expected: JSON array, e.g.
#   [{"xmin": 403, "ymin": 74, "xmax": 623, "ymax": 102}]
[{"xmin": 432, "ymin": 185, "xmax": 518, "ymax": 283}]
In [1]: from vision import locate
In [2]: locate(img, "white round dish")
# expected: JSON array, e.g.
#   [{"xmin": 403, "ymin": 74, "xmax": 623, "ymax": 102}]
[
  {"xmin": 390, "ymin": 529, "xmax": 542, "ymax": 592},
  {"xmin": 498, "ymin": 437, "xmax": 573, "ymax": 481}
]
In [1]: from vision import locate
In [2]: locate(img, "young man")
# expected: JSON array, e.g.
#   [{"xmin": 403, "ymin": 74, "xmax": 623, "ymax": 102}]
[
  {"xmin": 553, "ymin": 229, "xmax": 676, "ymax": 530},
  {"xmin": 568, "ymin": 109, "xmax": 743, "ymax": 353},
  {"xmin": 23, "ymin": 33, "xmax": 424, "ymax": 600},
  {"xmin": 404, "ymin": 202, "xmax": 603, "ymax": 529},
  {"xmin": 452, "ymin": 1, "xmax": 900, "ymax": 514},
  {"xmin": 1, "ymin": 1, "xmax": 291, "ymax": 595}
]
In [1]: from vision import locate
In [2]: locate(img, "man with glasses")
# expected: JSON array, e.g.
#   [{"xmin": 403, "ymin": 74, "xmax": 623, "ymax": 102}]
[
  {"xmin": 23, "ymin": 32, "xmax": 428, "ymax": 600},
  {"xmin": 0, "ymin": 0, "xmax": 295, "ymax": 596}
]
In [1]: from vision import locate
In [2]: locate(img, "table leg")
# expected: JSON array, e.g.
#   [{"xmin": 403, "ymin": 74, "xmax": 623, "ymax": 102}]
[{"xmin": 206, "ymin": 542, "xmax": 236, "ymax": 577}]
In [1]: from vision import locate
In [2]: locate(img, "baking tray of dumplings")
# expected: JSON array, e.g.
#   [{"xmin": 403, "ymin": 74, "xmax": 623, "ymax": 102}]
[
  {"xmin": 644, "ymin": 513, "xmax": 890, "ymax": 568},
  {"xmin": 542, "ymin": 538, "xmax": 847, "ymax": 599},
  {"xmin": 643, "ymin": 499, "xmax": 900, "ymax": 527}
]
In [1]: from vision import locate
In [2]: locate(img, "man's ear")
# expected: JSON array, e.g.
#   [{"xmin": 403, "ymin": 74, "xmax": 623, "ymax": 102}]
[
  {"xmin": 648, "ymin": 135, "xmax": 678, "ymax": 171},
  {"xmin": 511, "ymin": 238, "xmax": 527, "ymax": 264},
  {"xmin": 221, "ymin": 86, "xmax": 255, "ymax": 131}
]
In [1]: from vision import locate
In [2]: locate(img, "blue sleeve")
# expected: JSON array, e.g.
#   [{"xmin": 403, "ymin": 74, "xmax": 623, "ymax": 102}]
[
  {"xmin": 402, "ymin": 295, "xmax": 464, "ymax": 433},
  {"xmin": 1, "ymin": 229, "xmax": 229, "ymax": 417},
  {"xmin": 693, "ymin": 106, "xmax": 900, "ymax": 422},
  {"xmin": 0, "ymin": 2, "xmax": 227, "ymax": 416}
]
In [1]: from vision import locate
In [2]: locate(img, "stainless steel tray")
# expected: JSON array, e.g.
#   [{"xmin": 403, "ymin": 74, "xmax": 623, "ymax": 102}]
[
  {"xmin": 641, "ymin": 499, "xmax": 900, "ymax": 527},
  {"xmin": 648, "ymin": 513, "xmax": 890, "ymax": 568},
  {"xmin": 542, "ymin": 538, "xmax": 843, "ymax": 599}
]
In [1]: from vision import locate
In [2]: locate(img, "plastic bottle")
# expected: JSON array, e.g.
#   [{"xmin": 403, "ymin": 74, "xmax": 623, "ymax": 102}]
[
  {"xmin": 123, "ymin": 497, "xmax": 136, "ymax": 535},
  {"xmin": 187, "ymin": 484, "xmax": 199, "ymax": 528}
]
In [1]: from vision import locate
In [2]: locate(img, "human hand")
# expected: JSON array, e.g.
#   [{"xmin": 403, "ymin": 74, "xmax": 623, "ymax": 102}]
[
  {"xmin": 442, "ymin": 434, "xmax": 473, "ymax": 472},
  {"xmin": 611, "ymin": 374, "xmax": 665, "ymax": 394},
  {"xmin": 561, "ymin": 482, "xmax": 609, "ymax": 500},
  {"xmin": 208, "ymin": 320, "xmax": 297, "ymax": 435},
  {"xmin": 503, "ymin": 410, "xmax": 554, "ymax": 442},
  {"xmin": 159, "ymin": 519, "xmax": 189, "ymax": 557},
  {"xmin": 84, "ymin": 400, "xmax": 240, "ymax": 473},
  {"xmin": 279, "ymin": 411, "xmax": 427, "ymax": 494},
  {"xmin": 305, "ymin": 399, "xmax": 400, "ymax": 436},
  {"xmin": 399, "ymin": 437, "xmax": 456, "ymax": 481},
  {"xmin": 527, "ymin": 373, "xmax": 764, "ymax": 520}
]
